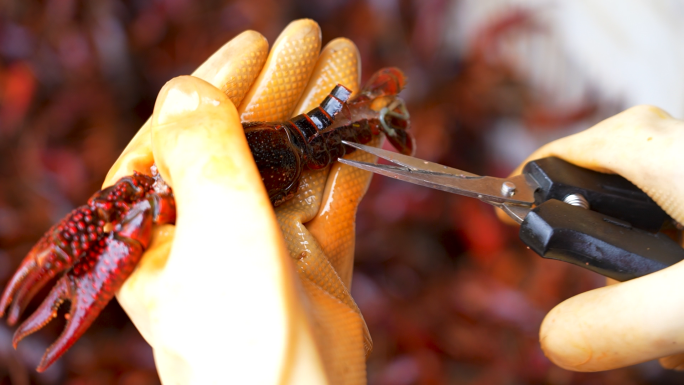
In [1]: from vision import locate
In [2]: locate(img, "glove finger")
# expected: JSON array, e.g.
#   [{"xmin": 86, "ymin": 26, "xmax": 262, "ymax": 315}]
[
  {"xmin": 506, "ymin": 105, "xmax": 684, "ymax": 224},
  {"xmin": 274, "ymin": 38, "xmax": 372, "ymax": 383},
  {"xmin": 540, "ymin": 258, "xmax": 684, "ymax": 371},
  {"xmin": 660, "ymin": 353, "xmax": 684, "ymax": 370},
  {"xmin": 109, "ymin": 31, "xmax": 270, "ymax": 355},
  {"xmin": 305, "ymin": 140, "xmax": 381, "ymax": 289},
  {"xmin": 116, "ymin": 223, "xmax": 174, "ymax": 344},
  {"xmin": 103, "ymin": 30, "xmax": 268, "ymax": 186},
  {"xmin": 286, "ymin": 37, "xmax": 363, "ymax": 286},
  {"xmin": 118, "ymin": 76, "xmax": 327, "ymax": 384},
  {"xmin": 496, "ymin": 106, "xmax": 684, "ymax": 370},
  {"xmin": 291, "ymin": 37, "xmax": 361, "ymax": 116},
  {"xmin": 525, "ymin": 106, "xmax": 684, "ymax": 371},
  {"xmin": 238, "ymin": 19, "xmax": 321, "ymax": 121}
]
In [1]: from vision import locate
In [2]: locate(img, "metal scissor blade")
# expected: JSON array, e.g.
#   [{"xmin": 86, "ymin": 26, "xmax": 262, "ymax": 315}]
[
  {"xmin": 341, "ymin": 141, "xmax": 479, "ymax": 177},
  {"xmin": 337, "ymin": 158, "xmax": 536, "ymax": 206}
]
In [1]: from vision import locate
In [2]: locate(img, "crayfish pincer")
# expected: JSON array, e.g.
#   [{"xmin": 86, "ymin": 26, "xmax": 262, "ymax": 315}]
[
  {"xmin": 0, "ymin": 170, "xmax": 176, "ymax": 371},
  {"xmin": 0, "ymin": 67, "xmax": 413, "ymax": 371}
]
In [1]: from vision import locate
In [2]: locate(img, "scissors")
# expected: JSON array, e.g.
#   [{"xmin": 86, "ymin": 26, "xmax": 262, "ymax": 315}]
[{"xmin": 338, "ymin": 141, "xmax": 684, "ymax": 281}]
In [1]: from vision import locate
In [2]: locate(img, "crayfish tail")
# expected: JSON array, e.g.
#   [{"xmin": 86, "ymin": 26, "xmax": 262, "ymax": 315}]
[
  {"xmin": 320, "ymin": 84, "xmax": 352, "ymax": 118},
  {"xmin": 360, "ymin": 67, "xmax": 407, "ymax": 99},
  {"xmin": 299, "ymin": 84, "xmax": 353, "ymax": 133}
]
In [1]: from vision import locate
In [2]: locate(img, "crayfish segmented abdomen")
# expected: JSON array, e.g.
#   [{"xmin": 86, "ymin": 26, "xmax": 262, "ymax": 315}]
[{"xmin": 246, "ymin": 67, "xmax": 413, "ymax": 205}]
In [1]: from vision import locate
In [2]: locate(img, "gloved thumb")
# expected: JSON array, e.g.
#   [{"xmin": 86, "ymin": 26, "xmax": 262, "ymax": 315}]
[
  {"xmin": 521, "ymin": 105, "xmax": 684, "ymax": 371},
  {"xmin": 118, "ymin": 75, "xmax": 327, "ymax": 383},
  {"xmin": 541, "ymin": 260, "xmax": 684, "ymax": 371},
  {"xmin": 509, "ymin": 105, "xmax": 684, "ymax": 225}
]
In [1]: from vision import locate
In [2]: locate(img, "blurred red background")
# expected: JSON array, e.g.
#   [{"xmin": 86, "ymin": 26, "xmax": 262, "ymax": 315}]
[{"xmin": 1, "ymin": 0, "xmax": 683, "ymax": 384}]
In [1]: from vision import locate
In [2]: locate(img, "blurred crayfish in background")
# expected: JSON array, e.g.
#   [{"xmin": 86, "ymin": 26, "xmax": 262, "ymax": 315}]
[{"xmin": 1, "ymin": 0, "xmax": 683, "ymax": 384}]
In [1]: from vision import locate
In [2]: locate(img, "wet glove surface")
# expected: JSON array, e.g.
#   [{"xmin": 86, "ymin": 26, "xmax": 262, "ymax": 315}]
[{"xmin": 104, "ymin": 19, "xmax": 379, "ymax": 384}]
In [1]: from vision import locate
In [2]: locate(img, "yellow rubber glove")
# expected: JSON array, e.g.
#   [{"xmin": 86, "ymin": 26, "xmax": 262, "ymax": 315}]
[
  {"xmin": 103, "ymin": 19, "xmax": 377, "ymax": 384},
  {"xmin": 508, "ymin": 105, "xmax": 684, "ymax": 372}
]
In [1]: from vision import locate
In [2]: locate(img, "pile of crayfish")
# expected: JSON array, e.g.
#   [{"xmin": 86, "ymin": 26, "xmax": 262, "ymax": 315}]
[{"xmin": 0, "ymin": 67, "xmax": 413, "ymax": 371}]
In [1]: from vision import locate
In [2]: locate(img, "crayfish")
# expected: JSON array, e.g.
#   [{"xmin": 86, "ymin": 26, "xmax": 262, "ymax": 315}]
[{"xmin": 0, "ymin": 67, "xmax": 413, "ymax": 371}]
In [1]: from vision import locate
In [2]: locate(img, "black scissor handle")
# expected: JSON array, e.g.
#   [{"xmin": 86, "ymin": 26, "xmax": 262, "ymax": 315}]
[
  {"xmin": 523, "ymin": 157, "xmax": 668, "ymax": 232},
  {"xmin": 520, "ymin": 199, "xmax": 684, "ymax": 281}
]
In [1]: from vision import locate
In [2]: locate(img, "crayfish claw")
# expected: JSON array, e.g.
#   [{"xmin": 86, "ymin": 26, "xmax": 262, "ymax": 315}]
[
  {"xmin": 0, "ymin": 172, "xmax": 174, "ymax": 371},
  {"xmin": 1, "ymin": 203, "xmax": 106, "ymax": 325},
  {"xmin": 6, "ymin": 281, "xmax": 42, "ymax": 326},
  {"xmin": 0, "ymin": 260, "xmax": 33, "ymax": 319},
  {"xmin": 11, "ymin": 236, "xmax": 144, "ymax": 372},
  {"xmin": 1, "ymin": 242, "xmax": 71, "ymax": 325},
  {"xmin": 12, "ymin": 277, "xmax": 71, "ymax": 350}
]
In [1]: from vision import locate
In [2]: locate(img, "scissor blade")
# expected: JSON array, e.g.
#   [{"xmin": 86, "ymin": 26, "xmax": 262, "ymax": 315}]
[
  {"xmin": 342, "ymin": 141, "xmax": 479, "ymax": 177},
  {"xmin": 337, "ymin": 159, "xmax": 536, "ymax": 206}
]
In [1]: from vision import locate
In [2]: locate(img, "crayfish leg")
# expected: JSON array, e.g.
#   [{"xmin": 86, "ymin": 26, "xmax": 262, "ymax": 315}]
[{"xmin": 14, "ymin": 236, "xmax": 144, "ymax": 372}]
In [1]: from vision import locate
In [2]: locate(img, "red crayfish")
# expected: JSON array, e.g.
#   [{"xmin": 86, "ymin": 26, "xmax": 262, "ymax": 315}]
[{"xmin": 0, "ymin": 67, "xmax": 413, "ymax": 371}]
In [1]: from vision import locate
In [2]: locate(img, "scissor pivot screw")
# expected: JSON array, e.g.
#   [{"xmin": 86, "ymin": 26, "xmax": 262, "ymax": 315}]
[
  {"xmin": 564, "ymin": 193, "xmax": 590, "ymax": 209},
  {"xmin": 501, "ymin": 181, "xmax": 516, "ymax": 197}
]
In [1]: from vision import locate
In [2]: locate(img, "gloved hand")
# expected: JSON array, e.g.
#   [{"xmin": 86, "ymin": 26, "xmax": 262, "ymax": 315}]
[
  {"xmin": 506, "ymin": 105, "xmax": 684, "ymax": 372},
  {"xmin": 103, "ymin": 19, "xmax": 377, "ymax": 384}
]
